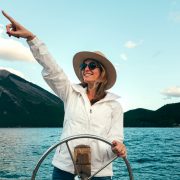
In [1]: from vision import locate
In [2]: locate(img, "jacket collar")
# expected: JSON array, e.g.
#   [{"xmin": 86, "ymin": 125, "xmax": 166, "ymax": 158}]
[{"xmin": 72, "ymin": 84, "xmax": 120, "ymax": 103}]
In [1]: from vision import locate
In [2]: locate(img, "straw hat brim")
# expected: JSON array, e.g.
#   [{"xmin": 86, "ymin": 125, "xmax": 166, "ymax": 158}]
[{"xmin": 73, "ymin": 51, "xmax": 116, "ymax": 90}]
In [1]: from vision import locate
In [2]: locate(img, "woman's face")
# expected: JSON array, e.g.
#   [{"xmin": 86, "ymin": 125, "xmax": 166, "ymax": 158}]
[{"xmin": 81, "ymin": 59, "xmax": 101, "ymax": 84}]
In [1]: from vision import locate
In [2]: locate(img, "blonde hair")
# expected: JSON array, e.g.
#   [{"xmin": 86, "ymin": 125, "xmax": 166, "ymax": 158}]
[{"xmin": 79, "ymin": 60, "xmax": 107, "ymax": 104}]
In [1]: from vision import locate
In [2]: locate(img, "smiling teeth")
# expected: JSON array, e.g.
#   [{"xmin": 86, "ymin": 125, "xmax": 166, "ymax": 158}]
[
  {"xmin": 84, "ymin": 73, "xmax": 93, "ymax": 77},
  {"xmin": 84, "ymin": 73, "xmax": 93, "ymax": 75}
]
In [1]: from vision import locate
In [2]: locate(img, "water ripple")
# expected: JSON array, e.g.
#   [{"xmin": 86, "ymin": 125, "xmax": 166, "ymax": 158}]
[{"xmin": 0, "ymin": 128, "xmax": 180, "ymax": 180}]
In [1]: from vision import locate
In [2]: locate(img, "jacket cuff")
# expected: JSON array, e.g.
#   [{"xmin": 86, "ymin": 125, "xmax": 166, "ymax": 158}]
[{"xmin": 27, "ymin": 36, "xmax": 40, "ymax": 46}]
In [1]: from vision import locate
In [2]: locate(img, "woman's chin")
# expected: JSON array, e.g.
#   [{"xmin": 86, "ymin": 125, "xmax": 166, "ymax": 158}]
[
  {"xmin": 83, "ymin": 79, "xmax": 95, "ymax": 84},
  {"xmin": 83, "ymin": 78, "xmax": 91, "ymax": 83}
]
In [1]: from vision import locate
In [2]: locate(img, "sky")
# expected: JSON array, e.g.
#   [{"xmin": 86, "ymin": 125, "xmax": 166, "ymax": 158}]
[{"xmin": 0, "ymin": 0, "xmax": 180, "ymax": 112}]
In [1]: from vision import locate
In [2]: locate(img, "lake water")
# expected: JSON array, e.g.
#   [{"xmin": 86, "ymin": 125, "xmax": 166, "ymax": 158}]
[{"xmin": 0, "ymin": 128, "xmax": 179, "ymax": 180}]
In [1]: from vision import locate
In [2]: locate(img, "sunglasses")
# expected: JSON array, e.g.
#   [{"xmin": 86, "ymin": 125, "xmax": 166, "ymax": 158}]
[{"xmin": 80, "ymin": 62, "xmax": 101, "ymax": 71}]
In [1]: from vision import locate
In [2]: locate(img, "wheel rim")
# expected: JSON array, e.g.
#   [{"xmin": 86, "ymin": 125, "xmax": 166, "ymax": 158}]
[{"xmin": 31, "ymin": 134, "xmax": 134, "ymax": 180}]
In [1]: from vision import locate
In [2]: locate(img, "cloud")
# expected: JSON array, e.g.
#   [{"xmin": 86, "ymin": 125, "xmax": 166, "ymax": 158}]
[
  {"xmin": 0, "ymin": 36, "xmax": 35, "ymax": 62},
  {"xmin": 0, "ymin": 67, "xmax": 25, "ymax": 79},
  {"xmin": 169, "ymin": 11, "xmax": 180, "ymax": 23},
  {"xmin": 120, "ymin": 53, "xmax": 128, "ymax": 61},
  {"xmin": 124, "ymin": 40, "xmax": 143, "ymax": 49},
  {"xmin": 161, "ymin": 86, "xmax": 180, "ymax": 99}
]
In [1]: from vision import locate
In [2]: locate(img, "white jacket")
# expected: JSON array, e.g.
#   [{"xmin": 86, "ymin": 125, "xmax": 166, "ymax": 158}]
[{"xmin": 27, "ymin": 37, "xmax": 124, "ymax": 177}]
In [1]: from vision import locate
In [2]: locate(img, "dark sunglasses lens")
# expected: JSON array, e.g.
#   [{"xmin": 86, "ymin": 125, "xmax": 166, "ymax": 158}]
[
  {"xmin": 80, "ymin": 62, "xmax": 98, "ymax": 71},
  {"xmin": 88, "ymin": 62, "xmax": 97, "ymax": 70},
  {"xmin": 80, "ymin": 63, "xmax": 87, "ymax": 70}
]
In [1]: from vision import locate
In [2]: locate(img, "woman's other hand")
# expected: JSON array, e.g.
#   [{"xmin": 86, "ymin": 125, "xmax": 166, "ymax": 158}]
[
  {"xmin": 112, "ymin": 140, "xmax": 127, "ymax": 157},
  {"xmin": 2, "ymin": 10, "xmax": 35, "ymax": 41}
]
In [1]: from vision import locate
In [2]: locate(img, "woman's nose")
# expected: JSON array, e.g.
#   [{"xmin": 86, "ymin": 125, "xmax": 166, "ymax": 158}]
[{"xmin": 84, "ymin": 65, "xmax": 90, "ymax": 71}]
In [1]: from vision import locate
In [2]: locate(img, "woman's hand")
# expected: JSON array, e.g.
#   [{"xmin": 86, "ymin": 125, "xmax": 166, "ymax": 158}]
[
  {"xmin": 112, "ymin": 140, "xmax": 127, "ymax": 157},
  {"xmin": 2, "ymin": 10, "xmax": 35, "ymax": 41}
]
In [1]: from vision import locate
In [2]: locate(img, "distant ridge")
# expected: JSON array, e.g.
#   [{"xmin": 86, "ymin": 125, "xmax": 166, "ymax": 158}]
[
  {"xmin": 0, "ymin": 69, "xmax": 11, "ymax": 78},
  {"xmin": 124, "ymin": 103, "xmax": 180, "ymax": 127},
  {"xmin": 0, "ymin": 70, "xmax": 64, "ymax": 127},
  {"xmin": 0, "ymin": 69, "xmax": 179, "ymax": 127}
]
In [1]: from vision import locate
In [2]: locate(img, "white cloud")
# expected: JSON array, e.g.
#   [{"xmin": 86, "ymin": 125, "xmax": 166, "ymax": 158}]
[
  {"xmin": 0, "ymin": 36, "xmax": 35, "ymax": 62},
  {"xmin": 161, "ymin": 86, "xmax": 180, "ymax": 98},
  {"xmin": 0, "ymin": 67, "xmax": 25, "ymax": 79},
  {"xmin": 124, "ymin": 40, "xmax": 143, "ymax": 49},
  {"xmin": 124, "ymin": 41, "xmax": 137, "ymax": 48},
  {"xmin": 169, "ymin": 11, "xmax": 180, "ymax": 23},
  {"xmin": 120, "ymin": 53, "xmax": 128, "ymax": 61}
]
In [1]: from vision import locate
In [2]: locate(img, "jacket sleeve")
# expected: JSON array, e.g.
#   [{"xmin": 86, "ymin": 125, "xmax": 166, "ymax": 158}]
[
  {"xmin": 27, "ymin": 37, "xmax": 72, "ymax": 103},
  {"xmin": 106, "ymin": 102, "xmax": 124, "ymax": 158},
  {"xmin": 108, "ymin": 102, "xmax": 124, "ymax": 143}
]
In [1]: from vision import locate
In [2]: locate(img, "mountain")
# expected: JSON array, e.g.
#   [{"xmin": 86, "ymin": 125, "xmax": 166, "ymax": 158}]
[
  {"xmin": 124, "ymin": 108, "xmax": 154, "ymax": 127},
  {"xmin": 0, "ymin": 70, "xmax": 64, "ymax": 127},
  {"xmin": 124, "ymin": 103, "xmax": 180, "ymax": 127},
  {"xmin": 0, "ymin": 70, "xmax": 179, "ymax": 127}
]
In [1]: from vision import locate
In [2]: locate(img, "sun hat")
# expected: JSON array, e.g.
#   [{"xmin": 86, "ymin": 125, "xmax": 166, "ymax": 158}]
[{"xmin": 73, "ymin": 51, "xmax": 117, "ymax": 90}]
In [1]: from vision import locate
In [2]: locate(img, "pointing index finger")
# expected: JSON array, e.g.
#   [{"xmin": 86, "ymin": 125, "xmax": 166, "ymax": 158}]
[{"xmin": 2, "ymin": 10, "xmax": 16, "ymax": 23}]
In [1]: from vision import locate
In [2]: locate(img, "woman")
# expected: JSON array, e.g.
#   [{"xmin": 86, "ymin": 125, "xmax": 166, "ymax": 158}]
[{"xmin": 2, "ymin": 11, "xmax": 127, "ymax": 180}]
